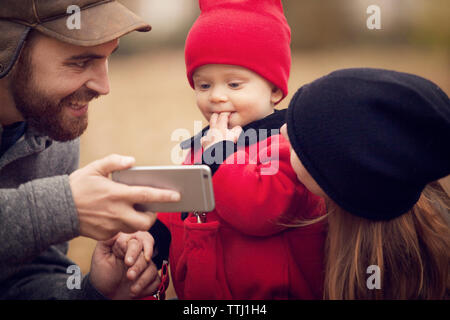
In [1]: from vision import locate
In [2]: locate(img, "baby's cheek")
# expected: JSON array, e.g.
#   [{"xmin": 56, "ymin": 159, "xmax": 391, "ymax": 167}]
[
  {"xmin": 228, "ymin": 112, "xmax": 238, "ymax": 125},
  {"xmin": 232, "ymin": 113, "xmax": 252, "ymax": 128},
  {"xmin": 200, "ymin": 110, "xmax": 211, "ymax": 122}
]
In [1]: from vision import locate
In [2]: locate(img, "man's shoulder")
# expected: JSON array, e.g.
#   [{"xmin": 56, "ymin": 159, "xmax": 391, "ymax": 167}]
[{"xmin": 0, "ymin": 135, "xmax": 81, "ymax": 184}]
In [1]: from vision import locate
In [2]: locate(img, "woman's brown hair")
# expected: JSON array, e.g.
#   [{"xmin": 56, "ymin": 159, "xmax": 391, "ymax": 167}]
[{"xmin": 323, "ymin": 181, "xmax": 449, "ymax": 299}]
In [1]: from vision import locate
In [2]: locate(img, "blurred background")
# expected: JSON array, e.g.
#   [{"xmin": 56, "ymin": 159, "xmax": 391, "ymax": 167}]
[{"xmin": 67, "ymin": 0, "xmax": 450, "ymax": 298}]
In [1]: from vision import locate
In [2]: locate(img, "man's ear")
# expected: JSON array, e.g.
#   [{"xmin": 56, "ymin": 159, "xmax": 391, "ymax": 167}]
[{"xmin": 270, "ymin": 86, "xmax": 283, "ymax": 105}]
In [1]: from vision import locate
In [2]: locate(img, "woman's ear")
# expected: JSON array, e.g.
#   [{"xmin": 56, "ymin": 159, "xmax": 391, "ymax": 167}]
[{"xmin": 270, "ymin": 86, "xmax": 283, "ymax": 105}]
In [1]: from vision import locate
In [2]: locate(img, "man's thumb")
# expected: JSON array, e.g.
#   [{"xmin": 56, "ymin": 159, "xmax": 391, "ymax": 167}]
[{"xmin": 91, "ymin": 154, "xmax": 135, "ymax": 177}]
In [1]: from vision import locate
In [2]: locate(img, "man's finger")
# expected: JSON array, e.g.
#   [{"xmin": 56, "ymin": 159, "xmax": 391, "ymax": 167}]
[
  {"xmin": 97, "ymin": 232, "xmax": 122, "ymax": 256},
  {"xmin": 127, "ymin": 252, "xmax": 147, "ymax": 281},
  {"xmin": 111, "ymin": 232, "xmax": 129, "ymax": 257},
  {"xmin": 89, "ymin": 154, "xmax": 135, "ymax": 177},
  {"xmin": 101, "ymin": 232, "xmax": 121, "ymax": 247},
  {"xmin": 123, "ymin": 185, "xmax": 181, "ymax": 204},
  {"xmin": 130, "ymin": 262, "xmax": 160, "ymax": 298}
]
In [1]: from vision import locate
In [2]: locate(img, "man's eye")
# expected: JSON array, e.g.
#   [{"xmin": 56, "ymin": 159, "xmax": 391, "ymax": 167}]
[{"xmin": 71, "ymin": 61, "xmax": 88, "ymax": 68}]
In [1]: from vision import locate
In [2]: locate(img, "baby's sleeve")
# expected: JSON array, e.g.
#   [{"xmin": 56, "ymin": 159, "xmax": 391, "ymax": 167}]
[{"xmin": 149, "ymin": 214, "xmax": 172, "ymax": 269}]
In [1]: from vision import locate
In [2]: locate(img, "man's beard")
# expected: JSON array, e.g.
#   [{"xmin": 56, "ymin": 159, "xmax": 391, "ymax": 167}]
[{"xmin": 9, "ymin": 49, "xmax": 99, "ymax": 142}]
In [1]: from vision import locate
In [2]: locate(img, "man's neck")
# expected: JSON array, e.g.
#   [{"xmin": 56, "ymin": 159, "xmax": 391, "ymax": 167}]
[{"xmin": 0, "ymin": 82, "xmax": 24, "ymax": 126}]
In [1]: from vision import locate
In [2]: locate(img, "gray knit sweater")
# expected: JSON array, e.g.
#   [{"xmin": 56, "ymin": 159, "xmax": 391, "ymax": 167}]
[{"xmin": 0, "ymin": 124, "xmax": 105, "ymax": 299}]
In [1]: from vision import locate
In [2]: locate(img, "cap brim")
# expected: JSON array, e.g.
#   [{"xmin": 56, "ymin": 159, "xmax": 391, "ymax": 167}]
[
  {"xmin": 0, "ymin": 21, "xmax": 30, "ymax": 78},
  {"xmin": 34, "ymin": 1, "xmax": 151, "ymax": 47}
]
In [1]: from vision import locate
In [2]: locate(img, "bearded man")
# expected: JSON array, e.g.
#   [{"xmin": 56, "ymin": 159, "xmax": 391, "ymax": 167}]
[{"xmin": 0, "ymin": 0, "xmax": 180, "ymax": 299}]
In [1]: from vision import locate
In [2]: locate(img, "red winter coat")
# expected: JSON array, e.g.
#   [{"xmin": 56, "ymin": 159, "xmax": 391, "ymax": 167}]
[{"xmin": 154, "ymin": 109, "xmax": 326, "ymax": 299}]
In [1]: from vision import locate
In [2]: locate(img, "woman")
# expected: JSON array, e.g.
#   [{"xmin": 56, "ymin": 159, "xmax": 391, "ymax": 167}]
[{"xmin": 281, "ymin": 68, "xmax": 450, "ymax": 299}]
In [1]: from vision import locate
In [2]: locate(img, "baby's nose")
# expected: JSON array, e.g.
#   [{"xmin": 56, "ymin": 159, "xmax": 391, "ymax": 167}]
[{"xmin": 209, "ymin": 86, "xmax": 228, "ymax": 103}]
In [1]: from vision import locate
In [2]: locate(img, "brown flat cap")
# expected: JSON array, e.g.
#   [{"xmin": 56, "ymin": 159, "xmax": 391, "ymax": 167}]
[{"xmin": 0, "ymin": 0, "xmax": 151, "ymax": 78}]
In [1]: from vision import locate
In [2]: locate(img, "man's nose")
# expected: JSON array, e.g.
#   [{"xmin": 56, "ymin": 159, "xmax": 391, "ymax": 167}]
[{"xmin": 85, "ymin": 59, "xmax": 110, "ymax": 96}]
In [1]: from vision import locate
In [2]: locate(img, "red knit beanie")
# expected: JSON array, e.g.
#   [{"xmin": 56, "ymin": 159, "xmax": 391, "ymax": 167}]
[{"xmin": 185, "ymin": 0, "xmax": 291, "ymax": 103}]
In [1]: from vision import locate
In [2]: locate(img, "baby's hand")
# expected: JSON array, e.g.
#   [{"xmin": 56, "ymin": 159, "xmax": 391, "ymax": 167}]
[{"xmin": 201, "ymin": 112, "xmax": 242, "ymax": 150}]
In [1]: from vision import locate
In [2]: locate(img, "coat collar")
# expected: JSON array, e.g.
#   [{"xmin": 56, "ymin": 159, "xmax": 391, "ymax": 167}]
[{"xmin": 0, "ymin": 122, "xmax": 53, "ymax": 170}]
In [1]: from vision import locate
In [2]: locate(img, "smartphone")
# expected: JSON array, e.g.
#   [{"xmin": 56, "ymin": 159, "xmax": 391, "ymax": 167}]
[{"xmin": 111, "ymin": 165, "xmax": 215, "ymax": 213}]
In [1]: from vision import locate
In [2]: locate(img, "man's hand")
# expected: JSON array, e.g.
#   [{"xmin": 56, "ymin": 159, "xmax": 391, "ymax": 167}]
[
  {"xmin": 201, "ymin": 112, "xmax": 242, "ymax": 150},
  {"xmin": 89, "ymin": 231, "xmax": 161, "ymax": 299},
  {"xmin": 70, "ymin": 154, "xmax": 180, "ymax": 240}
]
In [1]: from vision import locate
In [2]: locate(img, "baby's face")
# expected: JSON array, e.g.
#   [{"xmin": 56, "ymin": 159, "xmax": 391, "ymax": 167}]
[
  {"xmin": 192, "ymin": 64, "xmax": 282, "ymax": 128},
  {"xmin": 280, "ymin": 124, "xmax": 326, "ymax": 198}
]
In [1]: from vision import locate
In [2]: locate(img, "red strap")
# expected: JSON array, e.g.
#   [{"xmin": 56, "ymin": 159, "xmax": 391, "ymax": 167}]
[{"xmin": 141, "ymin": 260, "xmax": 170, "ymax": 300}]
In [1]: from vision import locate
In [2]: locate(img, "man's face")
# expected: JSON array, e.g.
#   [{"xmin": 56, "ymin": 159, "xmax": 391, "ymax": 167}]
[{"xmin": 9, "ymin": 33, "xmax": 118, "ymax": 141}]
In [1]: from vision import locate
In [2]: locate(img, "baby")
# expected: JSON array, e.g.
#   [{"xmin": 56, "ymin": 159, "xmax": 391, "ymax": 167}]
[{"xmin": 151, "ymin": 0, "xmax": 326, "ymax": 299}]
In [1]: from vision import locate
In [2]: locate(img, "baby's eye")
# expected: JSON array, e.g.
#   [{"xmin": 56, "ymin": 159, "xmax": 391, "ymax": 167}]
[
  {"xmin": 228, "ymin": 82, "xmax": 241, "ymax": 89},
  {"xmin": 198, "ymin": 83, "xmax": 210, "ymax": 90}
]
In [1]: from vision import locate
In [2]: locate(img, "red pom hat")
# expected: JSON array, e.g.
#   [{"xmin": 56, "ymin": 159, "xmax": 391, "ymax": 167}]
[{"xmin": 185, "ymin": 0, "xmax": 291, "ymax": 103}]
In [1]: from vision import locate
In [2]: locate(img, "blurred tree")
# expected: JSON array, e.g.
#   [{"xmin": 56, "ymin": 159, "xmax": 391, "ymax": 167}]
[
  {"xmin": 116, "ymin": 0, "xmax": 449, "ymax": 52},
  {"xmin": 284, "ymin": 0, "xmax": 352, "ymax": 49},
  {"xmin": 284, "ymin": 0, "xmax": 449, "ymax": 50},
  {"xmin": 118, "ymin": 0, "xmax": 198, "ymax": 53},
  {"xmin": 408, "ymin": 0, "xmax": 450, "ymax": 50}
]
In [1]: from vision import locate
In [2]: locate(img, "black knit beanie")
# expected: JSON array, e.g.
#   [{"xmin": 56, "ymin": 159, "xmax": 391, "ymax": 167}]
[{"xmin": 286, "ymin": 68, "xmax": 450, "ymax": 220}]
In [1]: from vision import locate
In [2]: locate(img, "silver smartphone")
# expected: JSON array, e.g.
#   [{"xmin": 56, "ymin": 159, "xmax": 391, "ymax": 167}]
[{"xmin": 111, "ymin": 165, "xmax": 215, "ymax": 213}]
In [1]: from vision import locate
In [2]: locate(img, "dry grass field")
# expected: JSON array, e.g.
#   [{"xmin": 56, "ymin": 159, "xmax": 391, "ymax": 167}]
[{"xmin": 67, "ymin": 46, "xmax": 450, "ymax": 299}]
